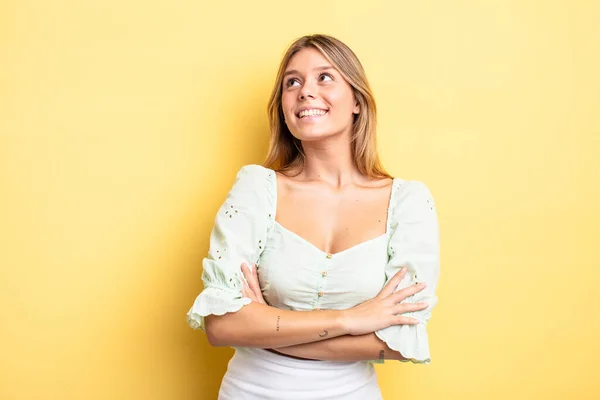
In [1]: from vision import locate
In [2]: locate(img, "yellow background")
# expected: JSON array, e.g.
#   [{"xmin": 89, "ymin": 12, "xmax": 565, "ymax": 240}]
[{"xmin": 1, "ymin": 0, "xmax": 599, "ymax": 399}]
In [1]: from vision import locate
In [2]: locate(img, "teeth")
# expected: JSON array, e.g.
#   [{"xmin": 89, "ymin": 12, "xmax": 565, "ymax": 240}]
[{"xmin": 299, "ymin": 109, "xmax": 327, "ymax": 118}]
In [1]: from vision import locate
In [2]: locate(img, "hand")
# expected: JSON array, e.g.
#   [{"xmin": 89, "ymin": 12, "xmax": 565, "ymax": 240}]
[
  {"xmin": 240, "ymin": 262, "xmax": 266, "ymax": 304},
  {"xmin": 340, "ymin": 267, "xmax": 428, "ymax": 336}
]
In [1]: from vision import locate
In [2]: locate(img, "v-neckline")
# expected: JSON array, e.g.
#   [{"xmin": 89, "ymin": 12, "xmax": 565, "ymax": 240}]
[
  {"xmin": 268, "ymin": 168, "xmax": 398, "ymax": 258},
  {"xmin": 273, "ymin": 220, "xmax": 389, "ymax": 258}
]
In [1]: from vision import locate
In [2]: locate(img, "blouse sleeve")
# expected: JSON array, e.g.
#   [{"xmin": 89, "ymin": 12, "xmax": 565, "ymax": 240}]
[
  {"xmin": 374, "ymin": 180, "xmax": 440, "ymax": 364},
  {"xmin": 186, "ymin": 165, "xmax": 274, "ymax": 331}
]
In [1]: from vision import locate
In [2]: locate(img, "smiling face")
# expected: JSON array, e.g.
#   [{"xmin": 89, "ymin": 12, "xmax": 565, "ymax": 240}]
[{"xmin": 281, "ymin": 47, "xmax": 360, "ymax": 142}]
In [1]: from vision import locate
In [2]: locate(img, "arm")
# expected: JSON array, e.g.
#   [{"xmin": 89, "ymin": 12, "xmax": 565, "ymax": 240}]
[
  {"xmin": 188, "ymin": 167, "xmax": 426, "ymax": 350},
  {"xmin": 236, "ymin": 262, "xmax": 423, "ymax": 360},
  {"xmin": 205, "ymin": 302, "xmax": 346, "ymax": 348},
  {"xmin": 206, "ymin": 265, "xmax": 425, "ymax": 348},
  {"xmin": 373, "ymin": 181, "xmax": 441, "ymax": 364},
  {"xmin": 272, "ymin": 333, "xmax": 409, "ymax": 362}
]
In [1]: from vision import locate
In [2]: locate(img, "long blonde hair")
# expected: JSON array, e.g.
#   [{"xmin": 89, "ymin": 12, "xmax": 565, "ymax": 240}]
[{"xmin": 264, "ymin": 34, "xmax": 391, "ymax": 179}]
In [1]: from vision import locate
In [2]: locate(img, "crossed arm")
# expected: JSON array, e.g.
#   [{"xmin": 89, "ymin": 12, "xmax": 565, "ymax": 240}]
[
  {"xmin": 204, "ymin": 262, "xmax": 426, "ymax": 362},
  {"xmin": 270, "ymin": 332, "xmax": 404, "ymax": 362}
]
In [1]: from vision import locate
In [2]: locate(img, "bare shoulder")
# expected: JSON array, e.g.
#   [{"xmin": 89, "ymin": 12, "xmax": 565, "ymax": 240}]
[{"xmin": 361, "ymin": 176, "xmax": 394, "ymax": 190}]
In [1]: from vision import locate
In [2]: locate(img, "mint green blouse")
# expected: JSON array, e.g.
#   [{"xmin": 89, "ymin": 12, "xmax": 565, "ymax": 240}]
[{"xmin": 187, "ymin": 165, "xmax": 440, "ymax": 364}]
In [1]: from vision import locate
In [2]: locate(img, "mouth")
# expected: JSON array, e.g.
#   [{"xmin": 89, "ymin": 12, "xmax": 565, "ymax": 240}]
[{"xmin": 296, "ymin": 108, "xmax": 328, "ymax": 119}]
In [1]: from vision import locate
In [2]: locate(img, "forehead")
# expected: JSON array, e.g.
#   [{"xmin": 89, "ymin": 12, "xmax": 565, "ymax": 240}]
[{"xmin": 285, "ymin": 47, "xmax": 333, "ymax": 72}]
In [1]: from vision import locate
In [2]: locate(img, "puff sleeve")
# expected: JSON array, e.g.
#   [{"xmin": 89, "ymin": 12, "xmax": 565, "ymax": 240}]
[
  {"xmin": 186, "ymin": 165, "xmax": 274, "ymax": 331},
  {"xmin": 374, "ymin": 181, "xmax": 440, "ymax": 364}
]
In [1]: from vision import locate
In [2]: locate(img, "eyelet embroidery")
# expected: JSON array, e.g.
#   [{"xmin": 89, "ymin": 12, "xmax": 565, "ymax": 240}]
[
  {"xmin": 227, "ymin": 271, "xmax": 245, "ymax": 289},
  {"xmin": 426, "ymin": 196, "xmax": 436, "ymax": 211},
  {"xmin": 225, "ymin": 205, "xmax": 239, "ymax": 218},
  {"xmin": 215, "ymin": 247, "xmax": 227, "ymax": 260}
]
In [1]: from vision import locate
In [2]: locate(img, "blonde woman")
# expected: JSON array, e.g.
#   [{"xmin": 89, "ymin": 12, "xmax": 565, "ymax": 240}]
[{"xmin": 187, "ymin": 34, "xmax": 440, "ymax": 399}]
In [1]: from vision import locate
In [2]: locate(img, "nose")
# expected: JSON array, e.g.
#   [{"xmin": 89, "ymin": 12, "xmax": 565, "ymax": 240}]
[
  {"xmin": 299, "ymin": 92, "xmax": 315, "ymax": 100},
  {"xmin": 299, "ymin": 80, "xmax": 317, "ymax": 100}
]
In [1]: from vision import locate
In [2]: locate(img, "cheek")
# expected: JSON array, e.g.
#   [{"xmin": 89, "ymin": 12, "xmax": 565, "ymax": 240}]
[
  {"xmin": 326, "ymin": 90, "xmax": 356, "ymax": 116},
  {"xmin": 325, "ymin": 84, "xmax": 354, "ymax": 104},
  {"xmin": 281, "ymin": 93, "xmax": 295, "ymax": 116}
]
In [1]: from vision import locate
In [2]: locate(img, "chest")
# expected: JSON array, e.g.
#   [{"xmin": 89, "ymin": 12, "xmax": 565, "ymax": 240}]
[
  {"xmin": 257, "ymin": 226, "xmax": 390, "ymax": 311},
  {"xmin": 275, "ymin": 182, "xmax": 392, "ymax": 255}
]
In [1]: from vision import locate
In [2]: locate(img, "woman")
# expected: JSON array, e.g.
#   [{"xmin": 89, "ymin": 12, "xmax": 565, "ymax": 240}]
[{"xmin": 187, "ymin": 34, "xmax": 440, "ymax": 399}]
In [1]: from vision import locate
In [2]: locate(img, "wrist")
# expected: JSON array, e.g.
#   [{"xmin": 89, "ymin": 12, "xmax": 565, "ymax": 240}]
[{"xmin": 334, "ymin": 309, "xmax": 350, "ymax": 335}]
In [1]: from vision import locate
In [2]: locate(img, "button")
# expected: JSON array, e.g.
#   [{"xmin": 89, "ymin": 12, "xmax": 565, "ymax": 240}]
[
  {"xmin": 413, "ymin": 274, "xmax": 418, "ymax": 279},
  {"xmin": 318, "ymin": 291, "xmax": 324, "ymax": 297},
  {"xmin": 321, "ymin": 271, "xmax": 328, "ymax": 277},
  {"xmin": 325, "ymin": 253, "xmax": 332, "ymax": 259}
]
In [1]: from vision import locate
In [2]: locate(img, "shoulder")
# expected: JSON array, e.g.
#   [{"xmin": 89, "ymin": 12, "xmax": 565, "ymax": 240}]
[
  {"xmin": 394, "ymin": 179, "xmax": 435, "ymax": 203},
  {"xmin": 232, "ymin": 164, "xmax": 276, "ymax": 190},
  {"xmin": 389, "ymin": 179, "xmax": 437, "ymax": 224},
  {"xmin": 231, "ymin": 164, "xmax": 277, "ymax": 208},
  {"xmin": 236, "ymin": 164, "xmax": 275, "ymax": 182}
]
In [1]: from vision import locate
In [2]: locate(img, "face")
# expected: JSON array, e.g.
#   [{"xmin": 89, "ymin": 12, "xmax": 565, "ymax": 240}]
[{"xmin": 281, "ymin": 47, "xmax": 360, "ymax": 142}]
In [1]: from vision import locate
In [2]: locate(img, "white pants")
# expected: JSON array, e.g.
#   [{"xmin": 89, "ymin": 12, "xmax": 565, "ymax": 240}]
[{"xmin": 218, "ymin": 348, "xmax": 383, "ymax": 400}]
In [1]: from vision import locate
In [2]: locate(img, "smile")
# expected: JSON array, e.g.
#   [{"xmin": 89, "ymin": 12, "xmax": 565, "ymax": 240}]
[{"xmin": 297, "ymin": 109, "xmax": 328, "ymax": 118}]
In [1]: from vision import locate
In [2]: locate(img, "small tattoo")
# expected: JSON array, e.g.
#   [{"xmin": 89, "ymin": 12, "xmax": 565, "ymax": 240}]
[
  {"xmin": 319, "ymin": 330, "xmax": 328, "ymax": 338},
  {"xmin": 276, "ymin": 316, "xmax": 280, "ymax": 332},
  {"xmin": 379, "ymin": 350, "xmax": 385, "ymax": 361}
]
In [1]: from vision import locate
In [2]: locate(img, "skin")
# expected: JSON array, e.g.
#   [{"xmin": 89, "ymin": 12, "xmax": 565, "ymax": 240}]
[
  {"xmin": 281, "ymin": 47, "xmax": 359, "ymax": 144},
  {"xmin": 204, "ymin": 47, "xmax": 428, "ymax": 361},
  {"xmin": 240, "ymin": 263, "xmax": 417, "ymax": 362},
  {"xmin": 277, "ymin": 47, "xmax": 398, "ymax": 254}
]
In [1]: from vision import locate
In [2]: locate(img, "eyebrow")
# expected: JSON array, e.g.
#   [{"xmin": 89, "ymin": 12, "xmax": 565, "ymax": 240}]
[{"xmin": 283, "ymin": 65, "xmax": 334, "ymax": 78}]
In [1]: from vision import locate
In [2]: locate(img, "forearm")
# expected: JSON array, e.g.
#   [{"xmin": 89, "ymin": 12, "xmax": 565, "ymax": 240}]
[
  {"xmin": 204, "ymin": 302, "xmax": 347, "ymax": 348},
  {"xmin": 272, "ymin": 333, "xmax": 406, "ymax": 362}
]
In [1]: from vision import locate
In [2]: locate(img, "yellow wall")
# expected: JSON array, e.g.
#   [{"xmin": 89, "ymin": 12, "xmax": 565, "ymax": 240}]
[{"xmin": 1, "ymin": 1, "xmax": 599, "ymax": 399}]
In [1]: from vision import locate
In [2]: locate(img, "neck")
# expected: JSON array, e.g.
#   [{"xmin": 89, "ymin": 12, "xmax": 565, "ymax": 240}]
[{"xmin": 298, "ymin": 133, "xmax": 363, "ymax": 188}]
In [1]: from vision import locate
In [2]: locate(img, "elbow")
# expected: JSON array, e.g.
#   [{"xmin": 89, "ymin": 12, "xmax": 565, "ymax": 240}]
[
  {"xmin": 204, "ymin": 315, "xmax": 228, "ymax": 347},
  {"xmin": 205, "ymin": 328, "xmax": 223, "ymax": 347},
  {"xmin": 203, "ymin": 303, "xmax": 258, "ymax": 347}
]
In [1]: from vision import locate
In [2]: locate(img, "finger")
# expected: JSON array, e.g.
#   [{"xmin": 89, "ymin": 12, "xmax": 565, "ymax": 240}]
[
  {"xmin": 240, "ymin": 283, "xmax": 250, "ymax": 298},
  {"xmin": 240, "ymin": 275, "xmax": 256, "ymax": 302},
  {"xmin": 251, "ymin": 264, "xmax": 267, "ymax": 304},
  {"xmin": 378, "ymin": 267, "xmax": 408, "ymax": 298},
  {"xmin": 246, "ymin": 264, "xmax": 262, "ymax": 298},
  {"xmin": 394, "ymin": 301, "xmax": 429, "ymax": 314},
  {"xmin": 390, "ymin": 281, "xmax": 427, "ymax": 303},
  {"xmin": 241, "ymin": 262, "xmax": 252, "ymax": 282},
  {"xmin": 393, "ymin": 315, "xmax": 422, "ymax": 325}
]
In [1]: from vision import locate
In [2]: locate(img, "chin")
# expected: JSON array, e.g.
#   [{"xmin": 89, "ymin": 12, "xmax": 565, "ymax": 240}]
[
  {"xmin": 291, "ymin": 124, "xmax": 353, "ymax": 142},
  {"xmin": 290, "ymin": 129, "xmax": 334, "ymax": 142}
]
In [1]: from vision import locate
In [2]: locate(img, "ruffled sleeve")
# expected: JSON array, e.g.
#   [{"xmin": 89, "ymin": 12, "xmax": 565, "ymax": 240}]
[
  {"xmin": 186, "ymin": 165, "xmax": 275, "ymax": 331},
  {"xmin": 374, "ymin": 180, "xmax": 440, "ymax": 364}
]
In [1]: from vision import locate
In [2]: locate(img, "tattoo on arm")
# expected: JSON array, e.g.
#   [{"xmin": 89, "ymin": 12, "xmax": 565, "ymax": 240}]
[
  {"xmin": 319, "ymin": 330, "xmax": 328, "ymax": 338},
  {"xmin": 379, "ymin": 350, "xmax": 385, "ymax": 361},
  {"xmin": 276, "ymin": 316, "xmax": 280, "ymax": 332}
]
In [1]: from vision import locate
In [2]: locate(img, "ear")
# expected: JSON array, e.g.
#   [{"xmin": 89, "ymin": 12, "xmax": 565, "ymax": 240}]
[{"xmin": 353, "ymin": 101, "xmax": 360, "ymax": 114}]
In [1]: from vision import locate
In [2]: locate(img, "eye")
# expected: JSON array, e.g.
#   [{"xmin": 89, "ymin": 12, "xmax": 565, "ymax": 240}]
[
  {"xmin": 285, "ymin": 78, "xmax": 300, "ymax": 87},
  {"xmin": 319, "ymin": 73, "xmax": 333, "ymax": 82}
]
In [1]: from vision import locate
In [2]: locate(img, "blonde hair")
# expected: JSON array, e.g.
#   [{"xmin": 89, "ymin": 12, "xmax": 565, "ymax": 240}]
[{"xmin": 264, "ymin": 34, "xmax": 391, "ymax": 179}]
